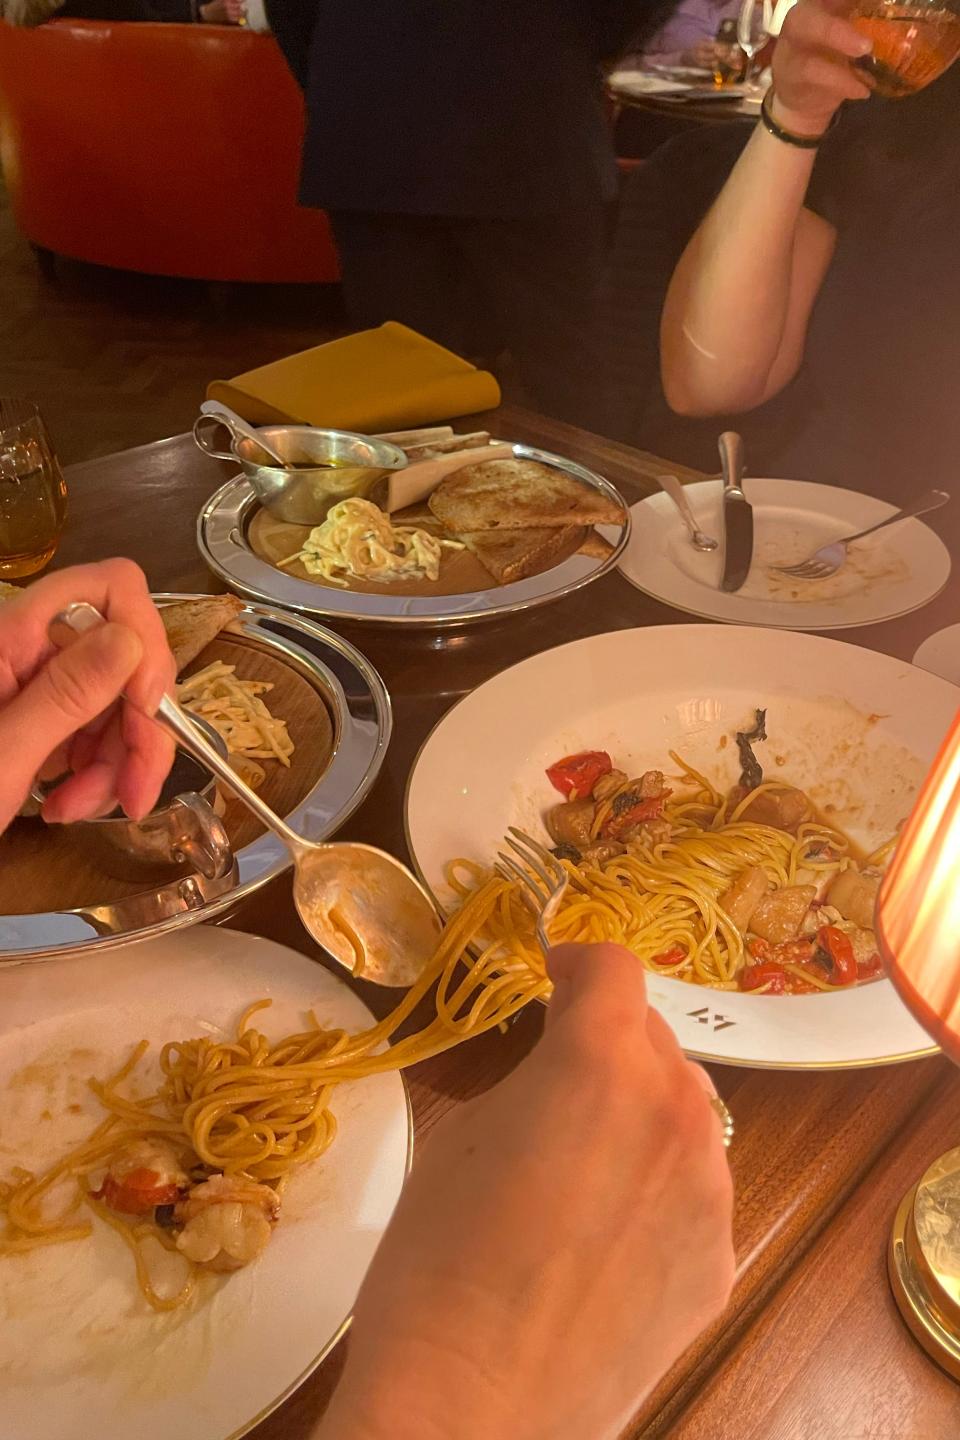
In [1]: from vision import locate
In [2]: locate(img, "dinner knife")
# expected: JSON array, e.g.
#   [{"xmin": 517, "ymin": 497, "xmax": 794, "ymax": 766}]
[{"xmin": 718, "ymin": 431, "xmax": 753, "ymax": 592}]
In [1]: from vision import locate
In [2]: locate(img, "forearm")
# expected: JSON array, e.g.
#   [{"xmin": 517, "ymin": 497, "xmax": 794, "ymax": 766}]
[
  {"xmin": 660, "ymin": 117, "xmax": 827, "ymax": 415},
  {"xmin": 317, "ymin": 1329, "xmax": 518, "ymax": 1440}
]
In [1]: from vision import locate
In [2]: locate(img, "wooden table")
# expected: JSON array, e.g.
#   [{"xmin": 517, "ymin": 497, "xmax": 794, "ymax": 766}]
[{"xmin": 58, "ymin": 405, "xmax": 960, "ymax": 1438}]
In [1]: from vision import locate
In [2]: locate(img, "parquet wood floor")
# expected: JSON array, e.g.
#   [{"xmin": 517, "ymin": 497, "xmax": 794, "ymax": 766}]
[{"xmin": 0, "ymin": 179, "xmax": 349, "ymax": 464}]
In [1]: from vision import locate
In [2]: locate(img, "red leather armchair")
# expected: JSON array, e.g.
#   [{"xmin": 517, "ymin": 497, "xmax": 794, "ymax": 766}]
[{"xmin": 0, "ymin": 19, "xmax": 340, "ymax": 283}]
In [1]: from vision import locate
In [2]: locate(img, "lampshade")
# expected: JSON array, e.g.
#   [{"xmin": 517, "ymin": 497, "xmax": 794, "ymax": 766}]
[{"xmin": 876, "ymin": 708, "xmax": 960, "ymax": 1065}]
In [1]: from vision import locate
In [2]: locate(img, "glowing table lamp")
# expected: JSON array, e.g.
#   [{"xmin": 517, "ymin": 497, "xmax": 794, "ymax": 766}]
[{"xmin": 878, "ymin": 710, "xmax": 960, "ymax": 1378}]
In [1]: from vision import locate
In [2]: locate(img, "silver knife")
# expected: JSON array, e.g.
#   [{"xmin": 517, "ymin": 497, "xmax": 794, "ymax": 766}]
[{"xmin": 718, "ymin": 431, "xmax": 753, "ymax": 592}]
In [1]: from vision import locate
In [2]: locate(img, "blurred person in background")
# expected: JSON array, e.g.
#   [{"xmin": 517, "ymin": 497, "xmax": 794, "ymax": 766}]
[
  {"xmin": 266, "ymin": 0, "xmax": 676, "ymax": 419},
  {"xmin": 1, "ymin": 0, "xmax": 238, "ymax": 23},
  {"xmin": 658, "ymin": 0, "xmax": 960, "ymax": 499},
  {"xmin": 631, "ymin": 0, "xmax": 740, "ymax": 71}
]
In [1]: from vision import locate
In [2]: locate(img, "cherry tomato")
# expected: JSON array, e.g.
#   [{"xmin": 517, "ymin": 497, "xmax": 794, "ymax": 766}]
[
  {"xmin": 545, "ymin": 751, "xmax": 612, "ymax": 799},
  {"xmin": 650, "ymin": 945, "xmax": 686, "ymax": 967},
  {"xmin": 817, "ymin": 926, "xmax": 857, "ymax": 986},
  {"xmin": 97, "ymin": 1169, "xmax": 183, "ymax": 1216},
  {"xmin": 857, "ymin": 952, "xmax": 884, "ymax": 981},
  {"xmin": 740, "ymin": 961, "xmax": 787, "ymax": 994},
  {"xmin": 602, "ymin": 796, "xmax": 666, "ymax": 839}
]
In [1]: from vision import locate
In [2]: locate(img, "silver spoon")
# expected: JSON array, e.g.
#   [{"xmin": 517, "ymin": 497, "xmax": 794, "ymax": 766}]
[
  {"xmin": 198, "ymin": 400, "xmax": 289, "ymax": 468},
  {"xmin": 656, "ymin": 472, "xmax": 718, "ymax": 551},
  {"xmin": 48, "ymin": 603, "xmax": 443, "ymax": 987}
]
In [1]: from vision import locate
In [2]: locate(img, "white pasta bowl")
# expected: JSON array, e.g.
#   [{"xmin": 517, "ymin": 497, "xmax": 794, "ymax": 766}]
[{"xmin": 405, "ymin": 625, "xmax": 960, "ymax": 1069}]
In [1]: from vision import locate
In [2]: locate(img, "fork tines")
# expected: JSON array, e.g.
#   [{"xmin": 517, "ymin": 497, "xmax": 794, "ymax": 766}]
[
  {"xmin": 495, "ymin": 827, "xmax": 564, "ymax": 903},
  {"xmin": 776, "ymin": 560, "xmax": 834, "ymax": 579}
]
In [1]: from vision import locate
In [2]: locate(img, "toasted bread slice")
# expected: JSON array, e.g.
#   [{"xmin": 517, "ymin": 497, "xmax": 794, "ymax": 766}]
[
  {"xmin": 578, "ymin": 530, "xmax": 615, "ymax": 561},
  {"xmin": 160, "ymin": 593, "xmax": 245, "ymax": 674},
  {"xmin": 392, "ymin": 502, "xmax": 450, "ymax": 536},
  {"xmin": 402, "ymin": 431, "xmax": 492, "ymax": 461},
  {"xmin": 458, "ymin": 525, "xmax": 585, "ymax": 585},
  {"xmin": 429, "ymin": 458, "xmax": 624, "ymax": 532}
]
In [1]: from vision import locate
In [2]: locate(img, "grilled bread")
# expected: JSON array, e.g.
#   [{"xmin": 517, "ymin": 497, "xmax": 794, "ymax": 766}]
[
  {"xmin": 429, "ymin": 458, "xmax": 623, "ymax": 532},
  {"xmin": 160, "ymin": 594, "xmax": 245, "ymax": 674},
  {"xmin": 457, "ymin": 526, "xmax": 585, "ymax": 584},
  {"xmin": 577, "ymin": 530, "xmax": 615, "ymax": 561}
]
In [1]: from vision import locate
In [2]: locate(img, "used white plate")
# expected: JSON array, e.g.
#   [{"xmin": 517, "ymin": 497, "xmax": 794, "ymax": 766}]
[
  {"xmin": 913, "ymin": 623, "xmax": 960, "ymax": 685},
  {"xmin": 0, "ymin": 927, "xmax": 411, "ymax": 1440},
  {"xmin": 405, "ymin": 625, "xmax": 957, "ymax": 1069},
  {"xmin": 619, "ymin": 478, "xmax": 951, "ymax": 630}
]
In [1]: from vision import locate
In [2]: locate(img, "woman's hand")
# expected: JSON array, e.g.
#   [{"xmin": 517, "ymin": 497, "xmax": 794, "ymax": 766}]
[
  {"xmin": 686, "ymin": 38, "xmax": 727, "ymax": 69},
  {"xmin": 0, "ymin": 560, "xmax": 175, "ymax": 833},
  {"xmin": 771, "ymin": 0, "xmax": 874, "ymax": 135},
  {"xmin": 199, "ymin": 0, "xmax": 233, "ymax": 23},
  {"xmin": 322, "ymin": 943, "xmax": 735, "ymax": 1440}
]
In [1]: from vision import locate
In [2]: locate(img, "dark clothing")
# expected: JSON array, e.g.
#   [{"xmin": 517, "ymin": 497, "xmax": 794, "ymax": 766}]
[
  {"xmin": 267, "ymin": 2, "xmax": 660, "ymax": 413},
  {"xmin": 57, "ymin": 0, "xmax": 194, "ymax": 18},
  {"xmin": 580, "ymin": 66, "xmax": 960, "ymax": 504},
  {"xmin": 268, "ymin": 1, "xmax": 660, "ymax": 218},
  {"xmin": 328, "ymin": 207, "xmax": 608, "ymax": 417}
]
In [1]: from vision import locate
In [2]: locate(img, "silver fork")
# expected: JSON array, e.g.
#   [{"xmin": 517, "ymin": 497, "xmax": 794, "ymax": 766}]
[
  {"xmin": 772, "ymin": 488, "xmax": 949, "ymax": 580},
  {"xmin": 495, "ymin": 826, "xmax": 568, "ymax": 956}
]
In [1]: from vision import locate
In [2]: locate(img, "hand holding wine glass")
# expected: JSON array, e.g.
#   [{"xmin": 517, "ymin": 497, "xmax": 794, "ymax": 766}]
[
  {"xmin": 738, "ymin": 0, "xmax": 774, "ymax": 80},
  {"xmin": 770, "ymin": 0, "xmax": 876, "ymax": 133}
]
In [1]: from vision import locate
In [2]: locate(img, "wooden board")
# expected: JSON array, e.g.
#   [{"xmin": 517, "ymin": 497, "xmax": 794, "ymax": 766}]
[
  {"xmin": 247, "ymin": 506, "xmax": 588, "ymax": 598},
  {"xmin": 0, "ymin": 633, "xmax": 334, "ymax": 916}
]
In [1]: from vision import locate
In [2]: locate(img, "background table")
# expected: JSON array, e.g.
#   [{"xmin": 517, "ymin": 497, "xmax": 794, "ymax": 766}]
[
  {"xmin": 57, "ymin": 405, "xmax": 960, "ymax": 1438},
  {"xmin": 608, "ymin": 80, "xmax": 760, "ymax": 126}
]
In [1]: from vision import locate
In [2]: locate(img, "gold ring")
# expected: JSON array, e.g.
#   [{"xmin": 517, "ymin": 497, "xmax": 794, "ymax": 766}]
[{"xmin": 710, "ymin": 1095, "xmax": 735, "ymax": 1149}]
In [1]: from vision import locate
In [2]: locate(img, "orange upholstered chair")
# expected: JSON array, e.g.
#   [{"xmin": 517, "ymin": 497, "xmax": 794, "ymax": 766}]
[{"xmin": 0, "ymin": 19, "xmax": 340, "ymax": 283}]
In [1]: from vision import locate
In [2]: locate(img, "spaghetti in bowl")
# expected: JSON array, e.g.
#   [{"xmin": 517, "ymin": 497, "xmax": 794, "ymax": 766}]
[{"xmin": 405, "ymin": 625, "xmax": 960, "ymax": 1068}]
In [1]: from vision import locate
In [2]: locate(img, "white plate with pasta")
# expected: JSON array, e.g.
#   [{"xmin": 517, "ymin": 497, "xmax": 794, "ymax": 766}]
[
  {"xmin": 404, "ymin": 624, "xmax": 960, "ymax": 1069},
  {"xmin": 0, "ymin": 927, "xmax": 411, "ymax": 1440}
]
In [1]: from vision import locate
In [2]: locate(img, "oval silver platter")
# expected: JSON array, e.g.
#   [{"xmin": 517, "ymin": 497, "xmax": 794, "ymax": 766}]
[
  {"xmin": 197, "ymin": 442, "xmax": 631, "ymax": 627},
  {"xmin": 0, "ymin": 597, "xmax": 391, "ymax": 964}
]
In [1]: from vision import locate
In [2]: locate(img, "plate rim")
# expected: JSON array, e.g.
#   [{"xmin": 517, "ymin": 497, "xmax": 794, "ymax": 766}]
[
  {"xmin": 620, "ymin": 479, "xmax": 952, "ymax": 631},
  {"xmin": 402, "ymin": 623, "xmax": 953, "ymax": 1070},
  {"xmin": 197, "ymin": 442, "xmax": 631, "ymax": 628},
  {"xmin": 225, "ymin": 1087, "xmax": 415, "ymax": 1440},
  {"xmin": 0, "ymin": 596, "xmax": 392, "ymax": 963},
  {"xmin": 912, "ymin": 621, "xmax": 960, "ymax": 682}
]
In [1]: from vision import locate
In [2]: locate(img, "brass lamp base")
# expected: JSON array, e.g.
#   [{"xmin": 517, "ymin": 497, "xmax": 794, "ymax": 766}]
[{"xmin": 889, "ymin": 1145, "xmax": 960, "ymax": 1382}]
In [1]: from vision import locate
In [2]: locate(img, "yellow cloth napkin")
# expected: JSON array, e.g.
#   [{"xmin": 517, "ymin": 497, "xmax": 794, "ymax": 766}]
[{"xmin": 207, "ymin": 322, "xmax": 501, "ymax": 434}]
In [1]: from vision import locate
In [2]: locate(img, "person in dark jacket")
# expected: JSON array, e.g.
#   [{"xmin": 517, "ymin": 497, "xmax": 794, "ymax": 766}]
[
  {"xmin": 1, "ymin": 0, "xmax": 234, "ymax": 23},
  {"xmin": 268, "ymin": 1, "xmax": 672, "ymax": 417}
]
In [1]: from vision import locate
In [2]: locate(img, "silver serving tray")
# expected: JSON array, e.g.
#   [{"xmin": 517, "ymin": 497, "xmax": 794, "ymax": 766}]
[
  {"xmin": 0, "ymin": 598, "xmax": 391, "ymax": 964},
  {"xmin": 197, "ymin": 443, "xmax": 631, "ymax": 627}
]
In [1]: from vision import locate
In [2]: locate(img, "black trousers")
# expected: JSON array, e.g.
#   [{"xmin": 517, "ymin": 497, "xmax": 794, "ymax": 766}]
[{"xmin": 327, "ymin": 209, "xmax": 609, "ymax": 421}]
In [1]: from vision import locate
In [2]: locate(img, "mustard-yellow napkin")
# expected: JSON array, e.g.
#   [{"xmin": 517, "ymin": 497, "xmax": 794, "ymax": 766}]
[{"xmin": 207, "ymin": 322, "xmax": 501, "ymax": 433}]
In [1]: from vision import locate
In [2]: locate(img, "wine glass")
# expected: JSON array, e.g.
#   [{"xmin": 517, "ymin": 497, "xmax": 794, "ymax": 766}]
[
  {"xmin": 846, "ymin": 0, "xmax": 960, "ymax": 97},
  {"xmin": 0, "ymin": 399, "xmax": 67, "ymax": 579},
  {"xmin": 738, "ymin": 0, "xmax": 774, "ymax": 82}
]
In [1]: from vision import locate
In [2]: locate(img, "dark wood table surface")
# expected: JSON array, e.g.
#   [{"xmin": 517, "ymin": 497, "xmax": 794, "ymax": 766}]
[{"xmin": 58, "ymin": 405, "xmax": 960, "ymax": 1439}]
